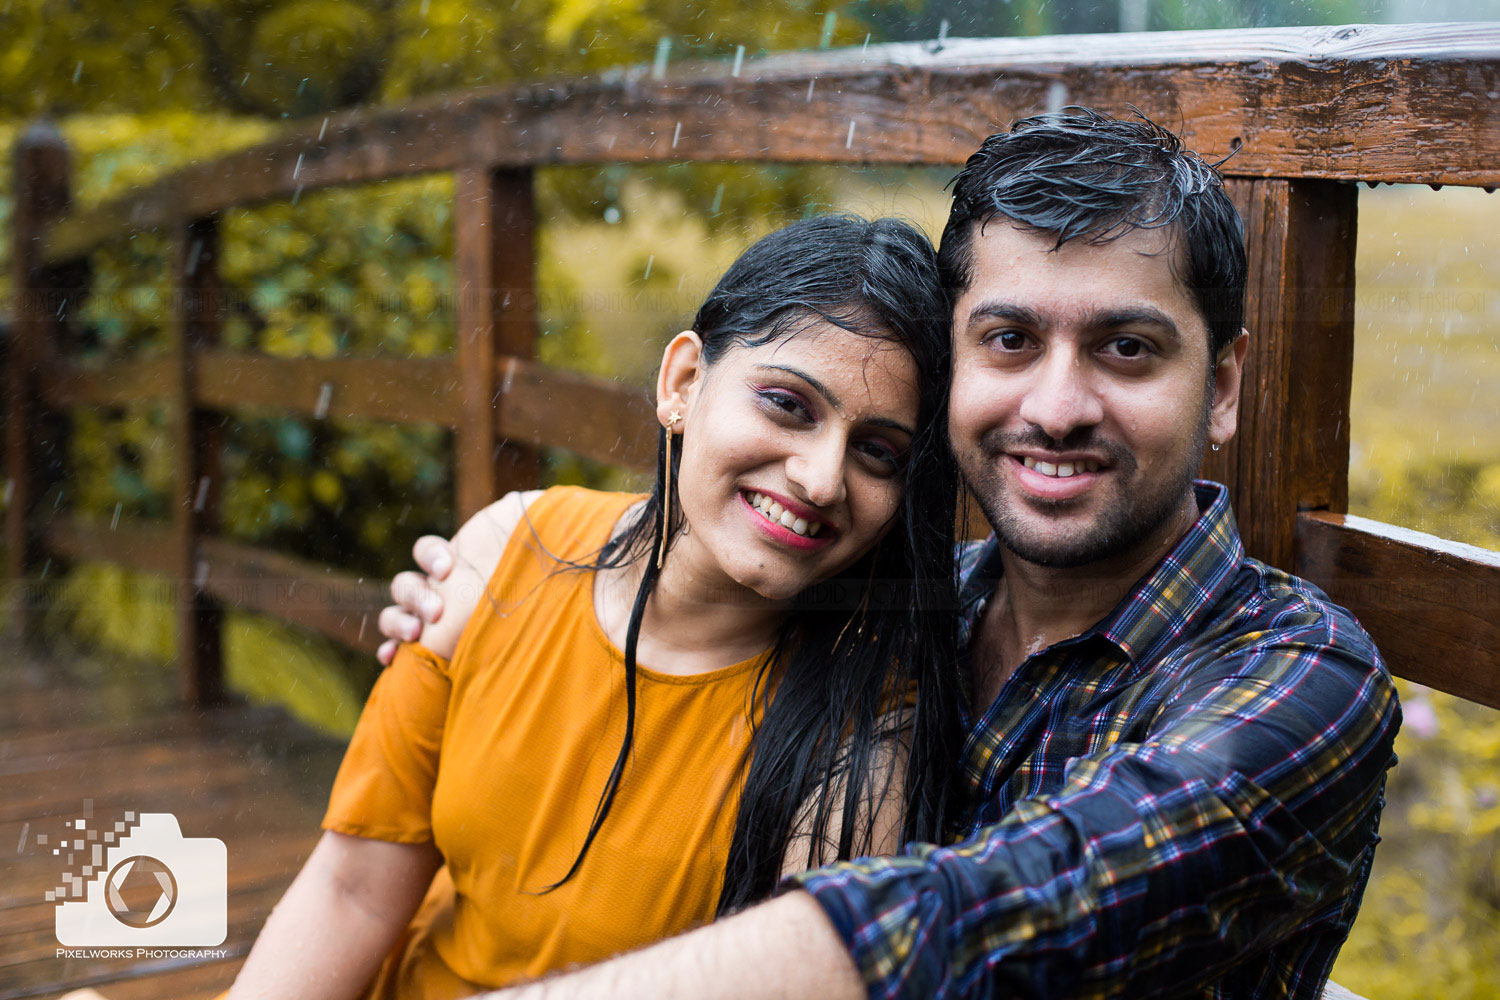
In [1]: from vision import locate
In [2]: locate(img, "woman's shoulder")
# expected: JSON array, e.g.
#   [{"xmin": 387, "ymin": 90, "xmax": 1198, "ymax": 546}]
[
  {"xmin": 415, "ymin": 487, "xmax": 639, "ymax": 658},
  {"xmin": 525, "ymin": 485, "xmax": 644, "ymax": 545}
]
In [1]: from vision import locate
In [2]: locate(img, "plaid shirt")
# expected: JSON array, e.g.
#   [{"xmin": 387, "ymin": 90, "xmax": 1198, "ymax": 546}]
[{"xmin": 788, "ymin": 481, "xmax": 1401, "ymax": 1000}]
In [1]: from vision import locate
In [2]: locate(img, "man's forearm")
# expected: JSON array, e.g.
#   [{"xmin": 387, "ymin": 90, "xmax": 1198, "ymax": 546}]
[{"xmin": 481, "ymin": 891, "xmax": 866, "ymax": 1000}]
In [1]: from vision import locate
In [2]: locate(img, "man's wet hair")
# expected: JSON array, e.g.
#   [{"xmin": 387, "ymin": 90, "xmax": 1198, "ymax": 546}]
[{"xmin": 937, "ymin": 107, "xmax": 1248, "ymax": 357}]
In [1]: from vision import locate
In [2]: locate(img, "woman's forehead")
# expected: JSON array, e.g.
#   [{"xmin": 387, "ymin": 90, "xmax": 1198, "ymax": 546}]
[{"xmin": 733, "ymin": 322, "xmax": 921, "ymax": 421}]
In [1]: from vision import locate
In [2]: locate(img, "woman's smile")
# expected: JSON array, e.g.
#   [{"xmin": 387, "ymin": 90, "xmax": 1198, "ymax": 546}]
[{"xmin": 739, "ymin": 489, "xmax": 836, "ymax": 550}]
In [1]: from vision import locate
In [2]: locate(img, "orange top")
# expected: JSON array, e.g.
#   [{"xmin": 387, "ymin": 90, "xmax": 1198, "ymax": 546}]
[{"xmin": 321, "ymin": 487, "xmax": 770, "ymax": 999}]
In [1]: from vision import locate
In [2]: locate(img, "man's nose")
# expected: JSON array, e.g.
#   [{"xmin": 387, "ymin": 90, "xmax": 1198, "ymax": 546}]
[
  {"xmin": 1016, "ymin": 347, "xmax": 1105, "ymax": 442},
  {"xmin": 785, "ymin": 432, "xmax": 847, "ymax": 509}
]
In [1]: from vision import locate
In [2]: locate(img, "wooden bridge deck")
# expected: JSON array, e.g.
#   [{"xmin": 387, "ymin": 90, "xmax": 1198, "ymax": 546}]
[{"xmin": 0, "ymin": 637, "xmax": 345, "ymax": 999}]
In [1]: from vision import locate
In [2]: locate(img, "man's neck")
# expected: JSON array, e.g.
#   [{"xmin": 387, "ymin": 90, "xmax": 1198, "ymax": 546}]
[{"xmin": 972, "ymin": 490, "xmax": 1202, "ymax": 708}]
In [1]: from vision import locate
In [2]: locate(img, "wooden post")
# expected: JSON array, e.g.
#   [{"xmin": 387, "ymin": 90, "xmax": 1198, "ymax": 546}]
[
  {"xmin": 1201, "ymin": 179, "xmax": 1358, "ymax": 569},
  {"xmin": 6, "ymin": 121, "xmax": 74, "ymax": 640},
  {"xmin": 453, "ymin": 166, "xmax": 539, "ymax": 522},
  {"xmin": 170, "ymin": 217, "xmax": 225, "ymax": 705}
]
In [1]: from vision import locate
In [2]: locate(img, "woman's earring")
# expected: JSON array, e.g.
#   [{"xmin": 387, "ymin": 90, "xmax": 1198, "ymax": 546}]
[
  {"xmin": 1211, "ymin": 442, "xmax": 1222, "ymax": 453},
  {"xmin": 834, "ymin": 551, "xmax": 879, "ymax": 649},
  {"xmin": 656, "ymin": 410, "xmax": 682, "ymax": 569}
]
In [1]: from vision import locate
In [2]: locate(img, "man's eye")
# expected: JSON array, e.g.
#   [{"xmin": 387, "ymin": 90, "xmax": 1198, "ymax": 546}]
[
  {"xmin": 991, "ymin": 330, "xmax": 1027, "ymax": 351},
  {"xmin": 1108, "ymin": 337, "xmax": 1148, "ymax": 359}
]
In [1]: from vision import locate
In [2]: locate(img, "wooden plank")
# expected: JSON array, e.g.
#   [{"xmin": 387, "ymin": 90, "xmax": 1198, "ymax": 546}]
[
  {"xmin": 171, "ymin": 217, "xmax": 225, "ymax": 705},
  {"xmin": 195, "ymin": 536, "xmax": 386, "ymax": 653},
  {"xmin": 1203, "ymin": 179, "xmax": 1356, "ymax": 569},
  {"xmin": 0, "ymin": 662, "xmax": 339, "ymax": 1000},
  {"xmin": 454, "ymin": 166, "xmax": 540, "ymax": 520},
  {"xmin": 41, "ymin": 517, "xmax": 178, "ymax": 579},
  {"xmin": 192, "ymin": 351, "xmax": 458, "ymax": 426},
  {"xmin": 496, "ymin": 357, "xmax": 656, "ymax": 472},
  {"xmin": 36, "ymin": 24, "xmax": 1500, "ymax": 263},
  {"xmin": 35, "ymin": 358, "xmax": 175, "ymax": 409},
  {"xmin": 6, "ymin": 123, "xmax": 73, "ymax": 641},
  {"xmin": 1296, "ymin": 512, "xmax": 1500, "ymax": 711}
]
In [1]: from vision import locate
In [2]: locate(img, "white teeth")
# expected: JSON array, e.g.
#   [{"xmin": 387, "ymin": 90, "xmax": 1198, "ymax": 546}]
[
  {"xmin": 745, "ymin": 492, "xmax": 821, "ymax": 538},
  {"xmin": 1020, "ymin": 457, "xmax": 1102, "ymax": 478}
]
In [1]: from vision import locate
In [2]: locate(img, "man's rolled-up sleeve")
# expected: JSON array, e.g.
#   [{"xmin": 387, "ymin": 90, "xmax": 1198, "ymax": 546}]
[{"xmin": 786, "ymin": 637, "xmax": 1401, "ymax": 1000}]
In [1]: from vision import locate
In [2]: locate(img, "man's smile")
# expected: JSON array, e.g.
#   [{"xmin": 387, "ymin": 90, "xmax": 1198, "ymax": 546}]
[{"xmin": 1005, "ymin": 452, "xmax": 1108, "ymax": 502}]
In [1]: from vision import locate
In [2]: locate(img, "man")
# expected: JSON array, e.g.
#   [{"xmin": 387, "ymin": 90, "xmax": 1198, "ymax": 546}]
[{"xmin": 378, "ymin": 108, "xmax": 1399, "ymax": 999}]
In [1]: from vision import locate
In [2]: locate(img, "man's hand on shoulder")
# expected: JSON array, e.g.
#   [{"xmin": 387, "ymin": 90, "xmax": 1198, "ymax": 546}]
[{"xmin": 376, "ymin": 489, "xmax": 542, "ymax": 663}]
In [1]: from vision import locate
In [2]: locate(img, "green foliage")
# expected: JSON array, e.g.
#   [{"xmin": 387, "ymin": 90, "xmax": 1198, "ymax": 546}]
[
  {"xmin": 1329, "ymin": 186, "xmax": 1500, "ymax": 999},
  {"xmin": 43, "ymin": 561, "xmax": 372, "ymax": 736},
  {"xmin": 0, "ymin": 0, "xmax": 877, "ymax": 120}
]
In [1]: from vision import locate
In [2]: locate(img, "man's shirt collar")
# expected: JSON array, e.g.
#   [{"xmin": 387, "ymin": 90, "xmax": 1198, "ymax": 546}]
[{"xmin": 956, "ymin": 480, "xmax": 1246, "ymax": 668}]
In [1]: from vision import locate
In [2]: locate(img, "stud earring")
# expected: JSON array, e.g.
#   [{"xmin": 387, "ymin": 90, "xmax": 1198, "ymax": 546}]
[{"xmin": 657, "ymin": 410, "xmax": 682, "ymax": 569}]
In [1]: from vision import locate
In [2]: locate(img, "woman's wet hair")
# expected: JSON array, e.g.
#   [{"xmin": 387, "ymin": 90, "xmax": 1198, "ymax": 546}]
[{"xmin": 545, "ymin": 213, "xmax": 967, "ymax": 909}]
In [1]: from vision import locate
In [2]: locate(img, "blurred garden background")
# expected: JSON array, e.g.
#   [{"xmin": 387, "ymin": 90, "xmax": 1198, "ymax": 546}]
[{"xmin": 1, "ymin": 0, "xmax": 1497, "ymax": 996}]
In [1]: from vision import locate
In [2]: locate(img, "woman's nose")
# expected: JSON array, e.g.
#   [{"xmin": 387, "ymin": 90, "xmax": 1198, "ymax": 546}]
[{"xmin": 785, "ymin": 434, "xmax": 847, "ymax": 508}]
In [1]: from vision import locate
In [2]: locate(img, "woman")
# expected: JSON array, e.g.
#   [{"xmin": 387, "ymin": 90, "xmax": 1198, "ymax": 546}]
[{"xmin": 227, "ymin": 214, "xmax": 965, "ymax": 999}]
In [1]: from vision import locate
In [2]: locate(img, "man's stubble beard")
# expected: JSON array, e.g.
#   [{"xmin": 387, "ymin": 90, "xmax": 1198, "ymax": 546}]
[{"xmin": 961, "ymin": 405, "xmax": 1210, "ymax": 570}]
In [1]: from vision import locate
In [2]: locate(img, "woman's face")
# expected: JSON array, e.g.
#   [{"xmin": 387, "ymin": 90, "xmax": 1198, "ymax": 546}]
[{"xmin": 661, "ymin": 320, "xmax": 921, "ymax": 603}]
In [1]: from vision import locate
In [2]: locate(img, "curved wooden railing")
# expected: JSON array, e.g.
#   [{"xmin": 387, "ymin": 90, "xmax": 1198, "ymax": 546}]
[{"xmin": 6, "ymin": 22, "xmax": 1500, "ymax": 710}]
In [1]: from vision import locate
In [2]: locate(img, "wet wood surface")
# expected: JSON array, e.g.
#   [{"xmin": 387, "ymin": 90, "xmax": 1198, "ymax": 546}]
[
  {"xmin": 1296, "ymin": 511, "xmax": 1500, "ymax": 711},
  {"xmin": 0, "ymin": 637, "xmax": 344, "ymax": 999},
  {"xmin": 38, "ymin": 23, "xmax": 1500, "ymax": 263},
  {"xmin": 1203, "ymin": 178, "xmax": 1357, "ymax": 570},
  {"xmin": 454, "ymin": 166, "xmax": 541, "ymax": 520}
]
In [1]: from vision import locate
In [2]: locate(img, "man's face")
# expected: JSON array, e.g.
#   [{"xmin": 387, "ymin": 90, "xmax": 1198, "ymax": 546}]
[{"xmin": 948, "ymin": 220, "xmax": 1243, "ymax": 568}]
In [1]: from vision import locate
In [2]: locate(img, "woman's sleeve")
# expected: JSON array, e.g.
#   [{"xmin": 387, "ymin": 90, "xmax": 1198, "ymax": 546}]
[{"xmin": 321, "ymin": 642, "xmax": 452, "ymax": 844}]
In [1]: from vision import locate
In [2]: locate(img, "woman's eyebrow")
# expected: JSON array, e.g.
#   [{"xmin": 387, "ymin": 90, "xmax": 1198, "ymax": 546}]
[{"xmin": 753, "ymin": 363, "xmax": 914, "ymax": 437}]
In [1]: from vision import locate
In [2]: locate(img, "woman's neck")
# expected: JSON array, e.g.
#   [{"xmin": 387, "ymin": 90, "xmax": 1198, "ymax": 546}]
[{"xmin": 595, "ymin": 507, "xmax": 786, "ymax": 676}]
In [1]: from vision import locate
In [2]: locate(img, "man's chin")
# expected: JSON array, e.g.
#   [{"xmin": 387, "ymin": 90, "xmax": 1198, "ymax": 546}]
[{"xmin": 995, "ymin": 526, "xmax": 1118, "ymax": 569}]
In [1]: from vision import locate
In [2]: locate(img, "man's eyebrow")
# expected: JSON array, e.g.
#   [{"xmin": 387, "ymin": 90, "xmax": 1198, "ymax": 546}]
[
  {"xmin": 965, "ymin": 301, "xmax": 1046, "ymax": 330},
  {"xmin": 754, "ymin": 363, "xmax": 914, "ymax": 437},
  {"xmin": 1086, "ymin": 307, "xmax": 1182, "ymax": 344}
]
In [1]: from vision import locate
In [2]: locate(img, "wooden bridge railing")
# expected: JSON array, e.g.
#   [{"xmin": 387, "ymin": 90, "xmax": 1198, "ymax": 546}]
[{"xmin": 5, "ymin": 23, "xmax": 1499, "ymax": 711}]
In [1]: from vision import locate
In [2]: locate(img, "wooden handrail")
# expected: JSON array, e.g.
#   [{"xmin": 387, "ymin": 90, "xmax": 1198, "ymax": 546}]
[
  {"xmin": 36, "ymin": 23, "xmax": 1500, "ymax": 265},
  {"xmin": 8, "ymin": 24, "xmax": 1499, "ymax": 717},
  {"xmin": 33, "ymin": 352, "xmax": 654, "ymax": 465},
  {"xmin": 1296, "ymin": 512, "xmax": 1500, "ymax": 711}
]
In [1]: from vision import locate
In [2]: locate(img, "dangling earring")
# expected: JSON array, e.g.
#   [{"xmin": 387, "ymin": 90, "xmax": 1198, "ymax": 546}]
[
  {"xmin": 656, "ymin": 410, "xmax": 682, "ymax": 569},
  {"xmin": 1211, "ymin": 442, "xmax": 1221, "ymax": 453},
  {"xmin": 834, "ymin": 549, "xmax": 879, "ymax": 649}
]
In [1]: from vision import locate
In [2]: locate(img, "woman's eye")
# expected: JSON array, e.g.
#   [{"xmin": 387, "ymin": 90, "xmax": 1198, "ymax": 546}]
[
  {"xmin": 757, "ymin": 388, "xmax": 811, "ymax": 421},
  {"xmin": 855, "ymin": 439, "xmax": 902, "ymax": 472}
]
